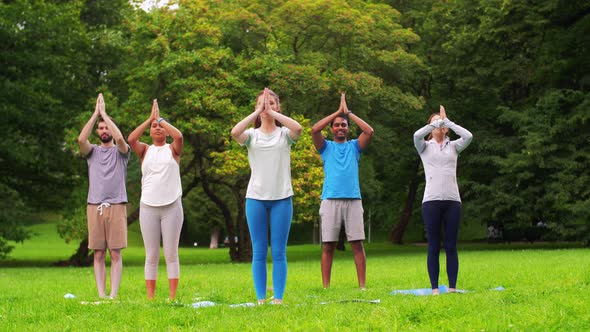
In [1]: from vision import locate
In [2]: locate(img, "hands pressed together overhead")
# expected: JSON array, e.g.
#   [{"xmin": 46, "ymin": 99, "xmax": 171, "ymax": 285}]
[
  {"xmin": 150, "ymin": 99, "xmax": 160, "ymax": 121},
  {"xmin": 254, "ymin": 87, "xmax": 278, "ymax": 115},
  {"xmin": 338, "ymin": 93, "xmax": 350, "ymax": 115},
  {"xmin": 95, "ymin": 93, "xmax": 106, "ymax": 117}
]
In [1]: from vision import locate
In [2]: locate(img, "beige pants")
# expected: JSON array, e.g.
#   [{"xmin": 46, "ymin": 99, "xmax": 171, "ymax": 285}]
[{"xmin": 139, "ymin": 198, "xmax": 184, "ymax": 280}]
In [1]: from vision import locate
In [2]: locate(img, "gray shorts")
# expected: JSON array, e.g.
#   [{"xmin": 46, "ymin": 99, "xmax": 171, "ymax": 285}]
[{"xmin": 319, "ymin": 199, "xmax": 365, "ymax": 242}]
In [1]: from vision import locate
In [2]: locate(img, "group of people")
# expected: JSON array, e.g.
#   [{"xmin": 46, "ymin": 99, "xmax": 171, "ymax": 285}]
[{"xmin": 79, "ymin": 89, "xmax": 472, "ymax": 302}]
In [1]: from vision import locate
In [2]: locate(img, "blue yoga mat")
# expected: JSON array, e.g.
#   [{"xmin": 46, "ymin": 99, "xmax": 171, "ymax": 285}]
[
  {"xmin": 391, "ymin": 285, "xmax": 505, "ymax": 295},
  {"xmin": 390, "ymin": 285, "xmax": 466, "ymax": 295}
]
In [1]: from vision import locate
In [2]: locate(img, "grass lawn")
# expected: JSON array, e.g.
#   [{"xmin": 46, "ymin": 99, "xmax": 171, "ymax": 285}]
[{"xmin": 1, "ymin": 221, "xmax": 589, "ymax": 331}]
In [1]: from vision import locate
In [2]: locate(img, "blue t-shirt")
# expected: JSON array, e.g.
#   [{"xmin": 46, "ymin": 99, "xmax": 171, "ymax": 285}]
[{"xmin": 318, "ymin": 139, "xmax": 362, "ymax": 200}]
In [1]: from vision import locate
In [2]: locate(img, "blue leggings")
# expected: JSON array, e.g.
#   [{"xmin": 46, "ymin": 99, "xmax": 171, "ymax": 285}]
[
  {"xmin": 246, "ymin": 197, "xmax": 293, "ymax": 301},
  {"xmin": 422, "ymin": 200, "xmax": 462, "ymax": 289}
]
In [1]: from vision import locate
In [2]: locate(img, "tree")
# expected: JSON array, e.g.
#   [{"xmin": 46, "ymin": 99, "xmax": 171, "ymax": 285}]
[
  {"xmin": 54, "ymin": 0, "xmax": 135, "ymax": 266},
  {"xmin": 1, "ymin": 0, "xmax": 91, "ymax": 258},
  {"xmin": 55, "ymin": 0, "xmax": 429, "ymax": 263},
  {"xmin": 390, "ymin": 0, "xmax": 590, "ymax": 243},
  {"xmin": 107, "ymin": 0, "xmax": 426, "ymax": 260}
]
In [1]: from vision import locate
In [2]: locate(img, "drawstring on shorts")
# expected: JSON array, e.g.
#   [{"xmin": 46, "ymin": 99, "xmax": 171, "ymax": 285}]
[{"xmin": 97, "ymin": 202, "xmax": 111, "ymax": 216}]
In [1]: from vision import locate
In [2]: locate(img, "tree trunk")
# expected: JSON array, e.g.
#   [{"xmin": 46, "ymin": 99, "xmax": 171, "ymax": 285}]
[
  {"xmin": 209, "ymin": 226, "xmax": 220, "ymax": 249},
  {"xmin": 234, "ymin": 190, "xmax": 252, "ymax": 261},
  {"xmin": 313, "ymin": 221, "xmax": 320, "ymax": 244},
  {"xmin": 389, "ymin": 157, "xmax": 421, "ymax": 244},
  {"xmin": 54, "ymin": 238, "xmax": 92, "ymax": 266},
  {"xmin": 57, "ymin": 206, "xmax": 141, "ymax": 267},
  {"xmin": 200, "ymin": 164, "xmax": 252, "ymax": 262}
]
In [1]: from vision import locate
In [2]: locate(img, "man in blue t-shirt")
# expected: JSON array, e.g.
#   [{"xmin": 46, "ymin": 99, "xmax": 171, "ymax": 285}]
[{"xmin": 311, "ymin": 93, "xmax": 374, "ymax": 289}]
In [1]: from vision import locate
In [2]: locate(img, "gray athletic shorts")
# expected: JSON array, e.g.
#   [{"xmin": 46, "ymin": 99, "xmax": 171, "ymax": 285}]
[{"xmin": 319, "ymin": 199, "xmax": 365, "ymax": 242}]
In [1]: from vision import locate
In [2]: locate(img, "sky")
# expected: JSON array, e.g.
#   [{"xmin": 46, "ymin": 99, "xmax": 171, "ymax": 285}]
[{"xmin": 138, "ymin": 0, "xmax": 178, "ymax": 11}]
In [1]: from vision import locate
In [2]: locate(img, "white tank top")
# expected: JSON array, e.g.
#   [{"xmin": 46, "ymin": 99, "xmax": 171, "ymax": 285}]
[{"xmin": 141, "ymin": 144, "xmax": 182, "ymax": 206}]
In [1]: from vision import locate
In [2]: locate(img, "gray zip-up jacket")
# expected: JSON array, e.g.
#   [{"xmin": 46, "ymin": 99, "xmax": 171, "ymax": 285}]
[{"xmin": 413, "ymin": 118, "xmax": 473, "ymax": 203}]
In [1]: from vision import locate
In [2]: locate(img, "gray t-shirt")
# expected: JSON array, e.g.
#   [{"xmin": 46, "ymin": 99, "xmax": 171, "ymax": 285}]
[{"xmin": 86, "ymin": 145, "xmax": 130, "ymax": 204}]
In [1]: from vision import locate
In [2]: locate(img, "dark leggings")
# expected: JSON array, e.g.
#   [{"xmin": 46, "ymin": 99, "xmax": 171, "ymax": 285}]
[{"xmin": 422, "ymin": 200, "xmax": 462, "ymax": 289}]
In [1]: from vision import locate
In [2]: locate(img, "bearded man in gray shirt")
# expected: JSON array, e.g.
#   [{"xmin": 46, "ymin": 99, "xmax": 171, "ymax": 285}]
[{"xmin": 78, "ymin": 94, "xmax": 130, "ymax": 299}]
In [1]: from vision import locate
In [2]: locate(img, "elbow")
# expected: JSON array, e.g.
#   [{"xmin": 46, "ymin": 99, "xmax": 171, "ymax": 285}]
[
  {"xmin": 116, "ymin": 136, "xmax": 127, "ymax": 146},
  {"xmin": 127, "ymin": 134, "xmax": 136, "ymax": 144},
  {"xmin": 365, "ymin": 126, "xmax": 375, "ymax": 137},
  {"xmin": 230, "ymin": 128, "xmax": 240, "ymax": 141},
  {"xmin": 464, "ymin": 131, "xmax": 473, "ymax": 142},
  {"xmin": 413, "ymin": 130, "xmax": 422, "ymax": 140},
  {"xmin": 294, "ymin": 124, "xmax": 303, "ymax": 136},
  {"xmin": 311, "ymin": 125, "xmax": 323, "ymax": 134},
  {"xmin": 175, "ymin": 133, "xmax": 184, "ymax": 144}
]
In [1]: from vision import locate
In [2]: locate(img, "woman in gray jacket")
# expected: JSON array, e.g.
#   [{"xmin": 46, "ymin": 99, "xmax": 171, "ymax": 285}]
[{"xmin": 413, "ymin": 105, "xmax": 473, "ymax": 295}]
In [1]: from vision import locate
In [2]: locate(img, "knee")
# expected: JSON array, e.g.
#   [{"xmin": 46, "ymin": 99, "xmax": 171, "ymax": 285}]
[
  {"xmin": 271, "ymin": 248, "xmax": 286, "ymax": 262},
  {"xmin": 252, "ymin": 249, "xmax": 268, "ymax": 263},
  {"xmin": 164, "ymin": 252, "xmax": 179, "ymax": 264},
  {"xmin": 350, "ymin": 241, "xmax": 364, "ymax": 253},
  {"xmin": 109, "ymin": 250, "xmax": 122, "ymax": 263},
  {"xmin": 427, "ymin": 243, "xmax": 441, "ymax": 255},
  {"xmin": 145, "ymin": 254, "xmax": 159, "ymax": 266},
  {"xmin": 94, "ymin": 250, "xmax": 106, "ymax": 262},
  {"xmin": 322, "ymin": 243, "xmax": 336, "ymax": 255},
  {"xmin": 444, "ymin": 243, "xmax": 457, "ymax": 254}
]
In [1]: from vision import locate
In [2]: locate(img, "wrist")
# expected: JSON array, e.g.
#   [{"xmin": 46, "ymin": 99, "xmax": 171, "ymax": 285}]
[{"xmin": 157, "ymin": 117, "xmax": 166, "ymax": 124}]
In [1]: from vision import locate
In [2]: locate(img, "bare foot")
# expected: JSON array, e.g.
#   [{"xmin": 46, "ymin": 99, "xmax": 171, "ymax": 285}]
[{"xmin": 432, "ymin": 288, "xmax": 440, "ymax": 296}]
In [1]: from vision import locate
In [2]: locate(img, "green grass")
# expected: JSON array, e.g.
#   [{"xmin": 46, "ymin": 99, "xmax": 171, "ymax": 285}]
[{"xmin": 1, "ymin": 221, "xmax": 589, "ymax": 331}]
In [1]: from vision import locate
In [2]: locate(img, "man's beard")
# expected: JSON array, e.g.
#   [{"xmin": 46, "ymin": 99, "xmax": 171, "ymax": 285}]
[
  {"xmin": 100, "ymin": 135, "xmax": 113, "ymax": 143},
  {"xmin": 334, "ymin": 131, "xmax": 347, "ymax": 141}
]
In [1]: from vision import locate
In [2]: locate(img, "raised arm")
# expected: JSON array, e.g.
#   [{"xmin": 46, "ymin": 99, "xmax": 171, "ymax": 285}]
[
  {"xmin": 340, "ymin": 95, "xmax": 374, "ymax": 151},
  {"xmin": 154, "ymin": 100, "xmax": 183, "ymax": 160},
  {"xmin": 265, "ymin": 90, "xmax": 302, "ymax": 141},
  {"xmin": 413, "ymin": 123, "xmax": 436, "ymax": 153},
  {"xmin": 78, "ymin": 94, "xmax": 101, "ymax": 156},
  {"xmin": 97, "ymin": 94, "xmax": 128, "ymax": 154},
  {"xmin": 311, "ymin": 94, "xmax": 350, "ymax": 151},
  {"xmin": 349, "ymin": 112, "xmax": 374, "ymax": 151},
  {"xmin": 269, "ymin": 110, "xmax": 303, "ymax": 141},
  {"xmin": 230, "ymin": 89, "xmax": 265, "ymax": 145},
  {"xmin": 311, "ymin": 110, "xmax": 338, "ymax": 152},
  {"xmin": 127, "ymin": 100, "xmax": 157, "ymax": 161},
  {"xmin": 443, "ymin": 118, "xmax": 472, "ymax": 153},
  {"xmin": 440, "ymin": 105, "xmax": 473, "ymax": 153}
]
